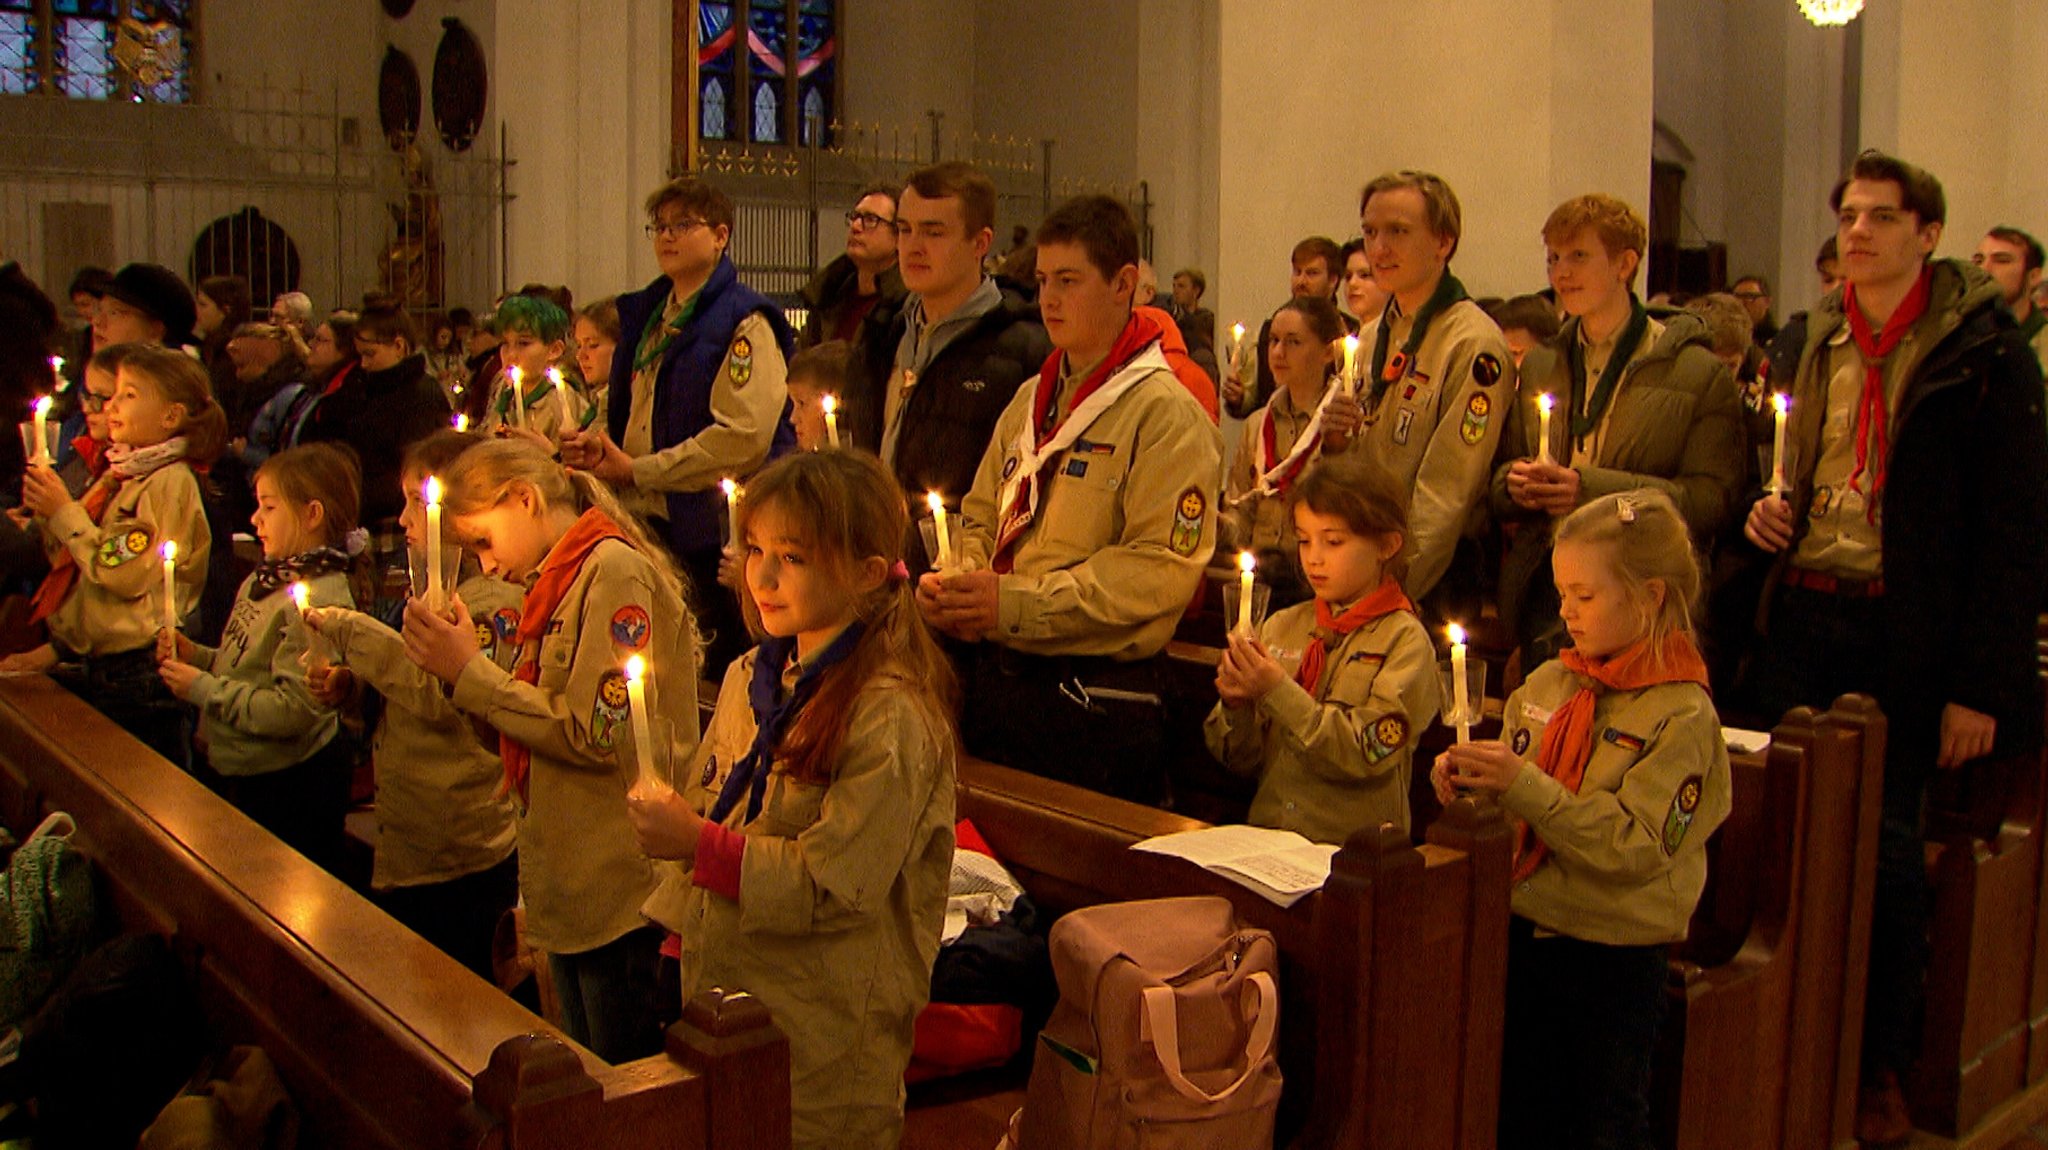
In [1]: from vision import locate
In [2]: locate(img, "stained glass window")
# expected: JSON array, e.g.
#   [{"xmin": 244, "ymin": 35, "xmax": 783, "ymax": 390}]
[
  {"xmin": 696, "ymin": 0, "xmax": 833, "ymax": 147},
  {"xmin": 0, "ymin": 0, "xmax": 192, "ymax": 102}
]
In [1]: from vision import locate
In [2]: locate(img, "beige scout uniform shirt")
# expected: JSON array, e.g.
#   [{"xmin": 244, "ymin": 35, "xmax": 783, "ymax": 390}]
[
  {"xmin": 956, "ymin": 352, "xmax": 1224, "ymax": 660},
  {"xmin": 1494, "ymin": 659, "xmax": 1732, "ymax": 946},
  {"xmin": 643, "ymin": 652, "xmax": 955, "ymax": 1150},
  {"xmin": 621, "ymin": 308, "xmax": 787, "ymax": 521},
  {"xmin": 1789, "ymin": 323, "xmax": 1930, "ymax": 580},
  {"xmin": 1567, "ymin": 316, "xmax": 1665, "ymax": 467},
  {"xmin": 482, "ymin": 368, "xmax": 596, "ymax": 443},
  {"xmin": 321, "ymin": 572, "xmax": 520, "ymax": 890},
  {"xmin": 43, "ymin": 463, "xmax": 210, "ymax": 656},
  {"xmin": 1223, "ymin": 380, "xmax": 1349, "ymax": 554},
  {"xmin": 1355, "ymin": 296, "xmax": 1516, "ymax": 600},
  {"xmin": 186, "ymin": 569, "xmax": 350, "ymax": 778},
  {"xmin": 1204, "ymin": 601, "xmax": 1439, "ymax": 843},
  {"xmin": 452, "ymin": 537, "xmax": 700, "ymax": 955}
]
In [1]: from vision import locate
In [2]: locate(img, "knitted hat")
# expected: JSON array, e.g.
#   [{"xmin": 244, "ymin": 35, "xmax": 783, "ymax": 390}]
[{"xmin": 104, "ymin": 263, "xmax": 197, "ymax": 347}]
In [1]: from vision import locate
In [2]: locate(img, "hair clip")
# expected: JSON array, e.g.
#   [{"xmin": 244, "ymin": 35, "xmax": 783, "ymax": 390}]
[
  {"xmin": 890, "ymin": 559, "xmax": 910, "ymax": 582},
  {"xmin": 343, "ymin": 527, "xmax": 371, "ymax": 556},
  {"xmin": 1616, "ymin": 495, "xmax": 1638, "ymax": 524}
]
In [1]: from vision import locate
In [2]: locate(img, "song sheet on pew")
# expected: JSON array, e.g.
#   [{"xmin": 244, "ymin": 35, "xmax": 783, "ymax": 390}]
[
  {"xmin": 1722, "ymin": 727, "xmax": 1771, "ymax": 754},
  {"xmin": 1131, "ymin": 826, "xmax": 1340, "ymax": 907}
]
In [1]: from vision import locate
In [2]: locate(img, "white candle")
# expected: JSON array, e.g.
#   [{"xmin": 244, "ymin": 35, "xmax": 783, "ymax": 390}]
[
  {"xmin": 624, "ymin": 654, "xmax": 660, "ymax": 792},
  {"xmin": 1229, "ymin": 323, "xmax": 1246, "ymax": 371},
  {"xmin": 721, "ymin": 477, "xmax": 742, "ymax": 549},
  {"xmin": 1448, "ymin": 622, "xmax": 1471, "ymax": 744},
  {"xmin": 1770, "ymin": 393, "xmax": 1790, "ymax": 497},
  {"xmin": 821, "ymin": 393, "xmax": 840, "ymax": 449},
  {"xmin": 927, "ymin": 491, "xmax": 952, "ymax": 570},
  {"xmin": 159, "ymin": 540, "xmax": 178, "ymax": 633},
  {"xmin": 549, "ymin": 367, "xmax": 575, "ymax": 431},
  {"xmin": 30, "ymin": 395, "xmax": 52, "ymax": 464},
  {"xmin": 508, "ymin": 366, "xmax": 525, "ymax": 428},
  {"xmin": 1536, "ymin": 393, "xmax": 1555, "ymax": 466},
  {"xmin": 1236, "ymin": 550, "xmax": 1256, "ymax": 636},
  {"xmin": 47, "ymin": 356, "xmax": 63, "ymax": 394},
  {"xmin": 1341, "ymin": 334, "xmax": 1359, "ymax": 398},
  {"xmin": 423, "ymin": 475, "xmax": 444, "ymax": 612}
]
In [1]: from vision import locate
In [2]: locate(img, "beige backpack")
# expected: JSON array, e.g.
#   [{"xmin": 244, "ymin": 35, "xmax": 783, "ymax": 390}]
[{"xmin": 1013, "ymin": 895, "xmax": 1281, "ymax": 1150}]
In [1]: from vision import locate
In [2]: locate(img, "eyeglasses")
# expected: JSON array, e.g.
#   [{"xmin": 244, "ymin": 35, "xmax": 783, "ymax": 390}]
[
  {"xmin": 1731, "ymin": 290, "xmax": 1767, "ymax": 302},
  {"xmin": 845, "ymin": 209, "xmax": 894, "ymax": 231},
  {"xmin": 645, "ymin": 218, "xmax": 711, "ymax": 240},
  {"xmin": 81, "ymin": 392, "xmax": 111, "ymax": 413}
]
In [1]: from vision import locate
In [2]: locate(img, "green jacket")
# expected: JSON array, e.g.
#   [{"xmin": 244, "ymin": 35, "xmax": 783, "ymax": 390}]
[{"xmin": 1490, "ymin": 312, "xmax": 1744, "ymax": 640}]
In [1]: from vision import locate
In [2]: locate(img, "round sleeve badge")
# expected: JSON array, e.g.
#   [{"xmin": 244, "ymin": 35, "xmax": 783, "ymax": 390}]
[
  {"xmin": 729, "ymin": 335, "xmax": 754, "ymax": 387},
  {"xmin": 1459, "ymin": 390, "xmax": 1493, "ymax": 445},
  {"xmin": 1473, "ymin": 352, "xmax": 1504, "ymax": 388},
  {"xmin": 610, "ymin": 604, "xmax": 651, "ymax": 651}
]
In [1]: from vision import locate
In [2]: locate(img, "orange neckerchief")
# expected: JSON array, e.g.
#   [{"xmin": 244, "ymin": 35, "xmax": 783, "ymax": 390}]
[
  {"xmin": 1294, "ymin": 575, "xmax": 1414, "ymax": 693},
  {"xmin": 1840, "ymin": 266, "xmax": 1933, "ymax": 520},
  {"xmin": 1513, "ymin": 631, "xmax": 1709, "ymax": 882},
  {"xmin": 499, "ymin": 507, "xmax": 630, "ymax": 805},
  {"xmin": 27, "ymin": 473, "xmax": 121, "ymax": 624}
]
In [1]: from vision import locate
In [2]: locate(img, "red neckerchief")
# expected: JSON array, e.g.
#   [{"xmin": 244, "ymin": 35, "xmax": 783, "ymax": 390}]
[
  {"xmin": 1294, "ymin": 575, "xmax": 1413, "ymax": 693},
  {"xmin": 69, "ymin": 436, "xmax": 106, "ymax": 476},
  {"xmin": 320, "ymin": 361, "xmax": 356, "ymax": 398},
  {"xmin": 28, "ymin": 473, "xmax": 122, "ymax": 624},
  {"xmin": 499, "ymin": 507, "xmax": 630, "ymax": 804},
  {"xmin": 991, "ymin": 311, "xmax": 1163, "ymax": 573},
  {"xmin": 1840, "ymin": 267, "xmax": 1933, "ymax": 521},
  {"xmin": 1514, "ymin": 632, "xmax": 1710, "ymax": 882}
]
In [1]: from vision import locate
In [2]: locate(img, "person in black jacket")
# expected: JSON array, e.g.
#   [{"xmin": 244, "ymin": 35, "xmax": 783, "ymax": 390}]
[
  {"xmin": 862, "ymin": 162, "xmax": 1050, "ymax": 568},
  {"xmin": 798, "ymin": 181, "xmax": 908, "ymax": 352},
  {"xmin": 1740, "ymin": 151, "xmax": 2048, "ymax": 1147},
  {"xmin": 298, "ymin": 303, "xmax": 450, "ymax": 527}
]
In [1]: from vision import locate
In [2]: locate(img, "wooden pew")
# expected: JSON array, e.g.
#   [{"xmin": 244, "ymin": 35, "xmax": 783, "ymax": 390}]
[
  {"xmin": 1653, "ymin": 695, "xmax": 1885, "ymax": 1150},
  {"xmin": 905, "ymin": 754, "xmax": 1512, "ymax": 1150},
  {"xmin": 0, "ymin": 674, "xmax": 791, "ymax": 1150}
]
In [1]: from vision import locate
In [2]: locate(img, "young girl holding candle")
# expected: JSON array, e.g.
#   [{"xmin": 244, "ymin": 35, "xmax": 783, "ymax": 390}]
[
  {"xmin": 156, "ymin": 443, "xmax": 364, "ymax": 873},
  {"xmin": 1204, "ymin": 453, "xmax": 1439, "ymax": 843},
  {"xmin": 627, "ymin": 449, "xmax": 957, "ymax": 1150},
  {"xmin": 1431, "ymin": 490, "xmax": 1730, "ymax": 1150},
  {"xmin": 400, "ymin": 436, "xmax": 696, "ymax": 1063},
  {"xmin": 302, "ymin": 429, "xmax": 520, "ymax": 981},
  {"xmin": 3, "ymin": 345, "xmax": 221, "ymax": 766},
  {"xmin": 487, "ymin": 294, "xmax": 593, "ymax": 443}
]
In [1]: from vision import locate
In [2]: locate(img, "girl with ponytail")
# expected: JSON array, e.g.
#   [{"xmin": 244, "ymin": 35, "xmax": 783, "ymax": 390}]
[{"xmin": 400, "ymin": 436, "xmax": 697, "ymax": 1064}]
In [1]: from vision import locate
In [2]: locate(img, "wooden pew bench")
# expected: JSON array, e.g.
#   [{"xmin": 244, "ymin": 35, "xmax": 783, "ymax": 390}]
[
  {"xmin": 905, "ymin": 753, "xmax": 1512, "ymax": 1150},
  {"xmin": 0, "ymin": 674, "xmax": 791, "ymax": 1150}
]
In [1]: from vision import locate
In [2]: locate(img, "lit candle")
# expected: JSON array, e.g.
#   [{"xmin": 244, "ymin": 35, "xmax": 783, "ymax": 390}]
[
  {"xmin": 1236, "ymin": 550, "xmax": 1256, "ymax": 636},
  {"xmin": 1770, "ymin": 393, "xmax": 1790, "ymax": 497},
  {"xmin": 1536, "ymin": 393, "xmax": 1555, "ymax": 466},
  {"xmin": 30, "ymin": 395, "xmax": 52, "ymax": 464},
  {"xmin": 721, "ymin": 477, "xmax": 742, "ymax": 549},
  {"xmin": 508, "ymin": 365, "xmax": 525, "ymax": 428},
  {"xmin": 927, "ymin": 491, "xmax": 952, "ymax": 570},
  {"xmin": 159, "ymin": 540, "xmax": 178, "ymax": 633},
  {"xmin": 820, "ymin": 393, "xmax": 840, "ymax": 449},
  {"xmin": 1341, "ymin": 334, "xmax": 1359, "ymax": 397},
  {"xmin": 1229, "ymin": 323, "xmax": 1246, "ymax": 370},
  {"xmin": 453, "ymin": 412, "xmax": 469, "ymax": 433},
  {"xmin": 1448, "ymin": 622, "xmax": 1471, "ymax": 744},
  {"xmin": 549, "ymin": 367, "xmax": 575, "ymax": 431},
  {"xmin": 48, "ymin": 355, "xmax": 62, "ymax": 386},
  {"xmin": 423, "ymin": 475, "xmax": 444, "ymax": 612},
  {"xmin": 624, "ymin": 654, "xmax": 661, "ymax": 792},
  {"xmin": 292, "ymin": 581, "xmax": 329, "ymax": 670}
]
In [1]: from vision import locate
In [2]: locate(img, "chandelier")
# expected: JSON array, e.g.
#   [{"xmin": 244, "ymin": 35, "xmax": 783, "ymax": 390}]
[{"xmin": 1798, "ymin": 0, "xmax": 1864, "ymax": 26}]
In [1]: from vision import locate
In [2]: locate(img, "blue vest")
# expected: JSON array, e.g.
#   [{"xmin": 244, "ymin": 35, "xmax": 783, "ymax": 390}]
[{"xmin": 610, "ymin": 257, "xmax": 797, "ymax": 555}]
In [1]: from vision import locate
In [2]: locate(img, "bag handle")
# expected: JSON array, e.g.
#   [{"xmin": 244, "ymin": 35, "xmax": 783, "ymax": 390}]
[
  {"xmin": 1139, "ymin": 970, "xmax": 1277, "ymax": 1104},
  {"xmin": 25, "ymin": 812, "xmax": 72, "ymax": 844}
]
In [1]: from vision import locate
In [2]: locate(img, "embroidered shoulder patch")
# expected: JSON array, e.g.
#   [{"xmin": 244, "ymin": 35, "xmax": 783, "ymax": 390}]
[
  {"xmin": 591, "ymin": 670, "xmax": 631, "ymax": 752},
  {"xmin": 1472, "ymin": 352, "xmax": 1504, "ymax": 388},
  {"xmin": 1511, "ymin": 727, "xmax": 1532, "ymax": 755},
  {"xmin": 1663, "ymin": 775, "xmax": 1705, "ymax": 854},
  {"xmin": 729, "ymin": 335, "xmax": 754, "ymax": 387},
  {"xmin": 1363, "ymin": 714, "xmax": 1410, "ymax": 764},
  {"xmin": 699, "ymin": 753, "xmax": 719, "ymax": 788},
  {"xmin": 493, "ymin": 607, "xmax": 521, "ymax": 642},
  {"xmin": 96, "ymin": 528, "xmax": 151, "ymax": 568},
  {"xmin": 1170, "ymin": 486, "xmax": 1206, "ymax": 556},
  {"xmin": 473, "ymin": 618, "xmax": 496, "ymax": 653},
  {"xmin": 610, "ymin": 604, "xmax": 651, "ymax": 651},
  {"xmin": 1459, "ymin": 391, "xmax": 1492, "ymax": 445},
  {"xmin": 1393, "ymin": 408, "xmax": 1416, "ymax": 446}
]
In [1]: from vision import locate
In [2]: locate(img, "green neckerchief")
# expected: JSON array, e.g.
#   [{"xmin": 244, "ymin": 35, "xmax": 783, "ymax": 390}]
[
  {"xmin": 1566, "ymin": 295, "xmax": 1651, "ymax": 440},
  {"xmin": 1368, "ymin": 271, "xmax": 1469, "ymax": 409},
  {"xmin": 632, "ymin": 288, "xmax": 702, "ymax": 374},
  {"xmin": 2021, "ymin": 307, "xmax": 2046, "ymax": 343},
  {"xmin": 492, "ymin": 370, "xmax": 562, "ymax": 419}
]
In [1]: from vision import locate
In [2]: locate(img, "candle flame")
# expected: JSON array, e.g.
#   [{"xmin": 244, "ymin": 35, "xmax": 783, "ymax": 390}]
[
  {"xmin": 1447, "ymin": 622, "xmax": 1467, "ymax": 646},
  {"xmin": 453, "ymin": 413, "xmax": 469, "ymax": 432},
  {"xmin": 509, "ymin": 366, "xmax": 523, "ymax": 385},
  {"xmin": 720, "ymin": 477, "xmax": 739, "ymax": 500},
  {"xmin": 1237, "ymin": 550, "xmax": 1256, "ymax": 574},
  {"xmin": 290, "ymin": 582, "xmax": 310, "ymax": 611},
  {"xmin": 1231, "ymin": 322, "xmax": 1245, "ymax": 341},
  {"xmin": 820, "ymin": 393, "xmax": 838, "ymax": 415},
  {"xmin": 547, "ymin": 367, "xmax": 564, "ymax": 386},
  {"xmin": 33, "ymin": 395, "xmax": 51, "ymax": 417},
  {"xmin": 1772, "ymin": 392, "xmax": 1790, "ymax": 415},
  {"xmin": 48, "ymin": 356, "xmax": 62, "ymax": 375},
  {"xmin": 625, "ymin": 653, "xmax": 646, "ymax": 683},
  {"xmin": 1343, "ymin": 334, "xmax": 1359, "ymax": 355},
  {"xmin": 423, "ymin": 475, "xmax": 443, "ymax": 505},
  {"xmin": 160, "ymin": 540, "xmax": 177, "ymax": 562},
  {"xmin": 926, "ymin": 491, "xmax": 944, "ymax": 514},
  {"xmin": 1537, "ymin": 392, "xmax": 1554, "ymax": 414}
]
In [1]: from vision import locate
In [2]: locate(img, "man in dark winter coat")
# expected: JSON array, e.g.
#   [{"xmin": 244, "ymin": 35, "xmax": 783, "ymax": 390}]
[
  {"xmin": 1741, "ymin": 150, "xmax": 2048, "ymax": 1147},
  {"xmin": 798, "ymin": 181, "xmax": 907, "ymax": 353}
]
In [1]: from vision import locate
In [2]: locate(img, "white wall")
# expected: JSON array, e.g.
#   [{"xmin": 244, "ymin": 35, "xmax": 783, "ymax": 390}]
[
  {"xmin": 973, "ymin": 0, "xmax": 1142, "ymax": 191},
  {"xmin": 839, "ymin": 0, "xmax": 976, "ymax": 134}
]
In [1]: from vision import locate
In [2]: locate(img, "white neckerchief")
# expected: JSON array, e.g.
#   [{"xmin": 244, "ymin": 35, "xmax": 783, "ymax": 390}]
[
  {"xmin": 996, "ymin": 343, "xmax": 1169, "ymax": 536},
  {"xmin": 1248, "ymin": 379, "xmax": 1338, "ymax": 501}
]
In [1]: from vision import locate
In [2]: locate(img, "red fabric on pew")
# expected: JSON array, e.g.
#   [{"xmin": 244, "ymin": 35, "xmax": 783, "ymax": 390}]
[{"xmin": 908, "ymin": 818, "xmax": 1028, "ymax": 1083}]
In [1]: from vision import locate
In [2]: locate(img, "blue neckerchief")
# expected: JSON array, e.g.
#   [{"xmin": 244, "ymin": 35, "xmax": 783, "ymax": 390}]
[{"xmin": 708, "ymin": 622, "xmax": 867, "ymax": 824}]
